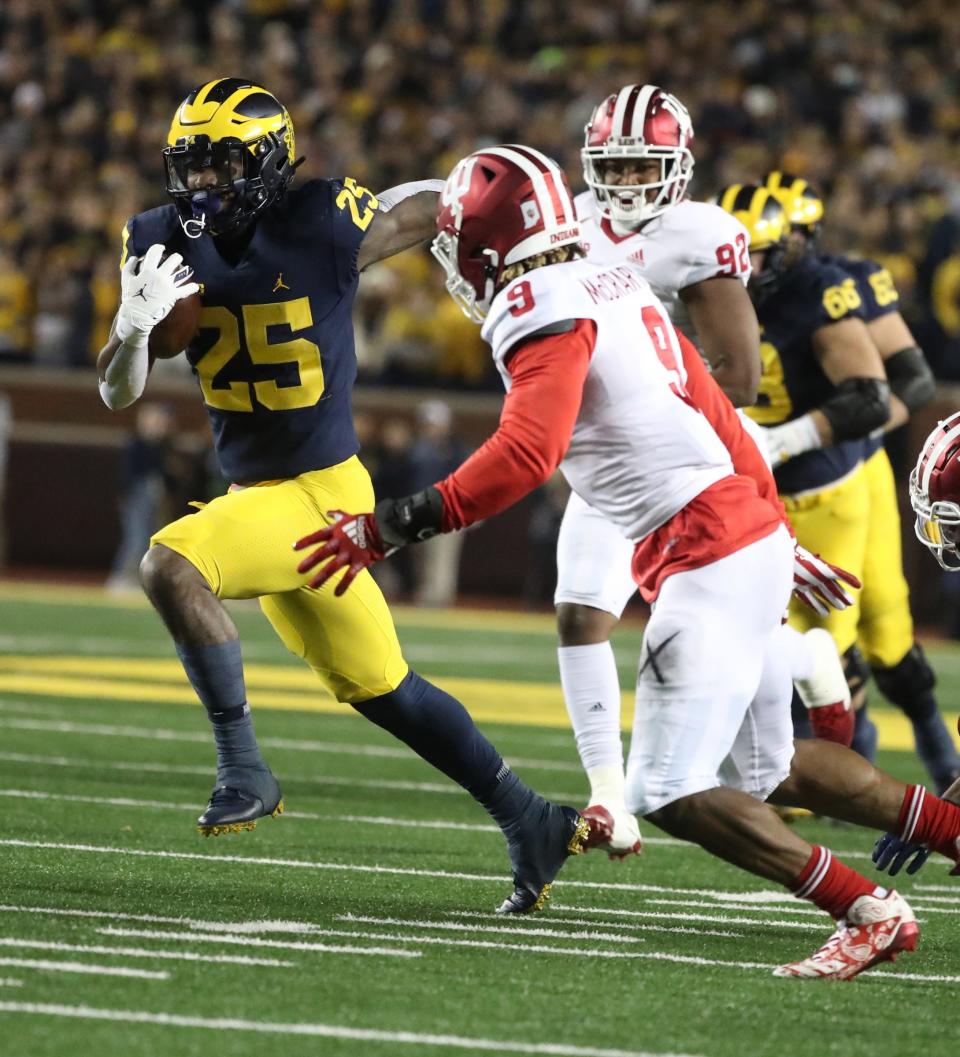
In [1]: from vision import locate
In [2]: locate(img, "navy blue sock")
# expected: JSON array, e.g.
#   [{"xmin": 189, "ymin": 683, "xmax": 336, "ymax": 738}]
[
  {"xmin": 353, "ymin": 670, "xmax": 538, "ymax": 835},
  {"xmin": 851, "ymin": 701, "xmax": 878, "ymax": 763},
  {"xmin": 175, "ymin": 640, "xmax": 263, "ymax": 778},
  {"xmin": 790, "ymin": 689, "xmax": 813, "ymax": 739}
]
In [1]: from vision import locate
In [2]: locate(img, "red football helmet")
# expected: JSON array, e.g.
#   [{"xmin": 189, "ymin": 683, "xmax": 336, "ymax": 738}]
[
  {"xmin": 431, "ymin": 144, "xmax": 581, "ymax": 321},
  {"xmin": 582, "ymin": 84, "xmax": 694, "ymax": 226},
  {"xmin": 911, "ymin": 411, "xmax": 960, "ymax": 569}
]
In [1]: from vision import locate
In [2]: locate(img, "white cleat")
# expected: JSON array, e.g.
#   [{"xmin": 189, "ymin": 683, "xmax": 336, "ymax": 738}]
[
  {"xmin": 774, "ymin": 890, "xmax": 919, "ymax": 980},
  {"xmin": 581, "ymin": 804, "xmax": 642, "ymax": 859}
]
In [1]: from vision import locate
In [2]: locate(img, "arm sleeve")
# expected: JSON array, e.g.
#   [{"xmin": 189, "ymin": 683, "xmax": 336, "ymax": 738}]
[
  {"xmin": 436, "ymin": 319, "xmax": 597, "ymax": 531},
  {"xmin": 676, "ymin": 329, "xmax": 786, "ymax": 520}
]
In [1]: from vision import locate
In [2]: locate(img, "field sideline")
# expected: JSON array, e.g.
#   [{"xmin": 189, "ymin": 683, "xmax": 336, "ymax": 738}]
[{"xmin": 0, "ymin": 582, "xmax": 957, "ymax": 1057}]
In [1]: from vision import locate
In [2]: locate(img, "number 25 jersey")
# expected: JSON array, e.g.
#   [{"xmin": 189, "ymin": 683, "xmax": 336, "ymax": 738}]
[{"xmin": 121, "ymin": 177, "xmax": 377, "ymax": 483}]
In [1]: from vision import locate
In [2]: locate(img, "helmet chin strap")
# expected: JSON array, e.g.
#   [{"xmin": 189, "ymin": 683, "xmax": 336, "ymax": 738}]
[{"xmin": 181, "ymin": 186, "xmax": 248, "ymax": 239}]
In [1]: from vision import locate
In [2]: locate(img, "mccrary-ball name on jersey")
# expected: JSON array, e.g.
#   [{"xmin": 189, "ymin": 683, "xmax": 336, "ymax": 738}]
[{"xmin": 579, "ymin": 264, "xmax": 644, "ymax": 305}]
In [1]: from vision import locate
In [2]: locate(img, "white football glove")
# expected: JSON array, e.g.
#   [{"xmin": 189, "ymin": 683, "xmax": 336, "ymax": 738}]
[
  {"xmin": 115, "ymin": 243, "xmax": 199, "ymax": 346},
  {"xmin": 762, "ymin": 414, "xmax": 821, "ymax": 466}
]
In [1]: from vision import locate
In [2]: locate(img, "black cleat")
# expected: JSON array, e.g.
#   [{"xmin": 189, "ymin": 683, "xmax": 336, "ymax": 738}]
[
  {"xmin": 497, "ymin": 802, "xmax": 590, "ymax": 914},
  {"xmin": 197, "ymin": 765, "xmax": 284, "ymax": 837}
]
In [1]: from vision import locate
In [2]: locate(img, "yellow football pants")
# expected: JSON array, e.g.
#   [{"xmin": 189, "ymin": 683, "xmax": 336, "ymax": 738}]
[
  {"xmin": 784, "ymin": 464, "xmax": 870, "ymax": 655},
  {"xmin": 151, "ymin": 455, "xmax": 408, "ymax": 703},
  {"xmin": 784, "ymin": 452, "xmax": 914, "ymax": 667},
  {"xmin": 857, "ymin": 446, "xmax": 914, "ymax": 668}
]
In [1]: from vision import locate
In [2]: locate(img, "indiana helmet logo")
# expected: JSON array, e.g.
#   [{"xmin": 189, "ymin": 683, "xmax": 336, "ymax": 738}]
[{"xmin": 521, "ymin": 199, "xmax": 541, "ymax": 229}]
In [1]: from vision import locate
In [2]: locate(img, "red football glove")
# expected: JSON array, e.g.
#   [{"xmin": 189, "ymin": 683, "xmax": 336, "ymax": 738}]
[
  {"xmin": 294, "ymin": 510, "xmax": 392, "ymax": 596},
  {"xmin": 792, "ymin": 544, "xmax": 861, "ymax": 616}
]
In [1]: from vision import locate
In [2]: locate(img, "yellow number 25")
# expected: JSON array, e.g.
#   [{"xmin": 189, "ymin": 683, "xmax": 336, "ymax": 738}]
[{"xmin": 336, "ymin": 176, "xmax": 379, "ymax": 232}]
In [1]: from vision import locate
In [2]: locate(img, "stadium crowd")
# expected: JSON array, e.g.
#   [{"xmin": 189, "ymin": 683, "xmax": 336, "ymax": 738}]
[{"xmin": 2, "ymin": 0, "xmax": 960, "ymax": 385}]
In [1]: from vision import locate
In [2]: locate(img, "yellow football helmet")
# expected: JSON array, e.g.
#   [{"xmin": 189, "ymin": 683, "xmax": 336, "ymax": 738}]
[
  {"xmin": 763, "ymin": 170, "xmax": 824, "ymax": 240},
  {"xmin": 716, "ymin": 183, "xmax": 791, "ymax": 301},
  {"xmin": 163, "ymin": 78, "xmax": 298, "ymax": 237}
]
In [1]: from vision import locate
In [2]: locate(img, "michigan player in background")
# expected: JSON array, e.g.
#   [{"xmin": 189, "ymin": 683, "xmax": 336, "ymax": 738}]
[
  {"xmin": 765, "ymin": 173, "xmax": 960, "ymax": 792},
  {"xmin": 97, "ymin": 79, "xmax": 587, "ymax": 914},
  {"xmin": 717, "ymin": 185, "xmax": 888, "ymax": 714}
]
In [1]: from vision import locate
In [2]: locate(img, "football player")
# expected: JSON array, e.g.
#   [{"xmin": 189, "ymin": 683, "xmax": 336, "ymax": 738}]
[
  {"xmin": 97, "ymin": 79, "xmax": 588, "ymax": 915},
  {"xmin": 296, "ymin": 144, "xmax": 960, "ymax": 979},
  {"xmin": 764, "ymin": 172, "xmax": 960, "ymax": 791},
  {"xmin": 540, "ymin": 86, "xmax": 851, "ymax": 854},
  {"xmin": 873, "ymin": 413, "xmax": 960, "ymax": 875}
]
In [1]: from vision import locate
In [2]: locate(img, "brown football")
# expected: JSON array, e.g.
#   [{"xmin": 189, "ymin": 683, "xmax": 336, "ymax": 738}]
[{"xmin": 149, "ymin": 290, "xmax": 203, "ymax": 360}]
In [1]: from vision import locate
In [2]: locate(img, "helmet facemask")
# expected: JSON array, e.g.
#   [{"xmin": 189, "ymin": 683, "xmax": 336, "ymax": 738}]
[
  {"xmin": 582, "ymin": 143, "xmax": 693, "ymax": 226},
  {"xmin": 163, "ymin": 130, "xmax": 294, "ymax": 238},
  {"xmin": 431, "ymin": 228, "xmax": 500, "ymax": 322},
  {"xmin": 910, "ymin": 468, "xmax": 960, "ymax": 570}
]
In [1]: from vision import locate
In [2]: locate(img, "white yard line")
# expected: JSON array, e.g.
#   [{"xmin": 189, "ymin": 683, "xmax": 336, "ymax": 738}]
[
  {"xmin": 336, "ymin": 914, "xmax": 648, "ymax": 944},
  {"xmin": 446, "ymin": 911, "xmax": 743, "ymax": 939},
  {"xmin": 0, "ymin": 958, "xmax": 168, "ymax": 980},
  {"xmin": 98, "ymin": 926, "xmax": 658, "ymax": 961},
  {"xmin": 94, "ymin": 927, "xmax": 419, "ymax": 960},
  {"xmin": 0, "ymin": 717, "xmax": 581, "ymax": 772},
  {"xmin": 0, "ymin": 752, "xmax": 500, "ymax": 798},
  {"xmin": 0, "ymin": 979, "xmax": 22, "ymax": 987},
  {"xmin": 550, "ymin": 906, "xmax": 820, "ymax": 931},
  {"xmin": 2, "ymin": 838, "xmax": 876, "ymax": 898},
  {"xmin": 95, "ymin": 928, "xmax": 960, "ymax": 985},
  {"xmin": 0, "ymin": 938, "xmax": 293, "ymax": 967},
  {"xmin": 0, "ymin": 1003, "xmax": 701, "ymax": 1057}
]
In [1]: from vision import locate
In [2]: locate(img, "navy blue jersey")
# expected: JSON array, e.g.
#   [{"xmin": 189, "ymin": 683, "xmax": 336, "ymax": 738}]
[
  {"xmin": 122, "ymin": 177, "xmax": 378, "ymax": 482},
  {"xmin": 745, "ymin": 254, "xmax": 867, "ymax": 495},
  {"xmin": 822, "ymin": 253, "xmax": 901, "ymax": 461}
]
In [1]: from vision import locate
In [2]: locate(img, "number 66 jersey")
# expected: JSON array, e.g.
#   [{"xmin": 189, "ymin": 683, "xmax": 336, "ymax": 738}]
[
  {"xmin": 480, "ymin": 258, "xmax": 784, "ymax": 601},
  {"xmin": 120, "ymin": 176, "xmax": 377, "ymax": 483}
]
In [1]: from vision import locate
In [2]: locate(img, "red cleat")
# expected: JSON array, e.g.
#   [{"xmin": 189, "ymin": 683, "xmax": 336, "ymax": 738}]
[
  {"xmin": 581, "ymin": 804, "xmax": 642, "ymax": 860},
  {"xmin": 774, "ymin": 890, "xmax": 919, "ymax": 980}
]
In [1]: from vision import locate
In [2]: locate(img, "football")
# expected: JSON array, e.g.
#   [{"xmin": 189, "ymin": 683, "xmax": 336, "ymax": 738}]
[{"xmin": 149, "ymin": 289, "xmax": 202, "ymax": 359}]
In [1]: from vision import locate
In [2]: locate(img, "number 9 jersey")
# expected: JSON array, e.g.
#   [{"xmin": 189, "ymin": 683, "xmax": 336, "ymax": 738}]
[{"xmin": 120, "ymin": 176, "xmax": 379, "ymax": 483}]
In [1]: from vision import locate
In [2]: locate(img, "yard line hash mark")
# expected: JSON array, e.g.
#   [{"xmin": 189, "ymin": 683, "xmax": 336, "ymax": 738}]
[{"xmin": 0, "ymin": 1003, "xmax": 704, "ymax": 1057}]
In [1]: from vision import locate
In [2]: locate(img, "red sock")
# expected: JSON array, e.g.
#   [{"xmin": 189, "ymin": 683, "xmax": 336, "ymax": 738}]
[
  {"xmin": 898, "ymin": 785, "xmax": 960, "ymax": 861},
  {"xmin": 791, "ymin": 845, "xmax": 880, "ymax": 920}
]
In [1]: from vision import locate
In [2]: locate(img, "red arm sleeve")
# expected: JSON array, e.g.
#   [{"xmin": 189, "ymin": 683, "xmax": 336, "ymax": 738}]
[
  {"xmin": 676, "ymin": 328, "xmax": 787, "ymax": 520},
  {"xmin": 436, "ymin": 319, "xmax": 597, "ymax": 531}
]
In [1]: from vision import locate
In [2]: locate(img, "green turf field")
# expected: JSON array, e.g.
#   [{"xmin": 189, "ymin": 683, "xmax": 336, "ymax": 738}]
[{"xmin": 0, "ymin": 582, "xmax": 957, "ymax": 1057}]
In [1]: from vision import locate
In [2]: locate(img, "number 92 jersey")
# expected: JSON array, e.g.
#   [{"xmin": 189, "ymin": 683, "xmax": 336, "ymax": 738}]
[
  {"xmin": 745, "ymin": 254, "xmax": 867, "ymax": 496},
  {"xmin": 120, "ymin": 177, "xmax": 378, "ymax": 483}
]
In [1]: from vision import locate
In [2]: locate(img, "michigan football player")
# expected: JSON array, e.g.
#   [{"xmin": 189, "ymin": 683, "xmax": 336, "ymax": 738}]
[
  {"xmin": 765, "ymin": 172, "xmax": 959, "ymax": 792},
  {"xmin": 97, "ymin": 79, "xmax": 587, "ymax": 914}
]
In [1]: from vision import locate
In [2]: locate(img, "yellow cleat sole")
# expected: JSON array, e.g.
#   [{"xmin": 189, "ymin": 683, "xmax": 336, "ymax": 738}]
[
  {"xmin": 197, "ymin": 798, "xmax": 285, "ymax": 838},
  {"xmin": 567, "ymin": 815, "xmax": 592, "ymax": 855}
]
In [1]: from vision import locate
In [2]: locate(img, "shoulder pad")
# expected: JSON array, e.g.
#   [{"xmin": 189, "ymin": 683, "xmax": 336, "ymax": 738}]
[
  {"xmin": 482, "ymin": 262, "xmax": 600, "ymax": 368},
  {"xmin": 121, "ymin": 205, "xmax": 180, "ymax": 266},
  {"xmin": 657, "ymin": 201, "xmax": 752, "ymax": 285}
]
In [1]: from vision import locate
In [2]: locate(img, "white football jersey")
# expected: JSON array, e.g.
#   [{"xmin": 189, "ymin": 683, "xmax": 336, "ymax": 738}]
[
  {"xmin": 575, "ymin": 192, "xmax": 751, "ymax": 325},
  {"xmin": 480, "ymin": 259, "xmax": 734, "ymax": 542}
]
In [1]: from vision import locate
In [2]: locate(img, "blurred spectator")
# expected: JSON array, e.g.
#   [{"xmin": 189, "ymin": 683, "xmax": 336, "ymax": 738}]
[
  {"xmin": 106, "ymin": 401, "xmax": 177, "ymax": 592},
  {"xmin": 2, "ymin": 1, "xmax": 960, "ymax": 384},
  {"xmin": 370, "ymin": 415, "xmax": 417, "ymax": 599},
  {"xmin": 522, "ymin": 474, "xmax": 569, "ymax": 609},
  {"xmin": 0, "ymin": 393, "xmax": 10, "ymax": 566},
  {"xmin": 409, "ymin": 399, "xmax": 468, "ymax": 607}
]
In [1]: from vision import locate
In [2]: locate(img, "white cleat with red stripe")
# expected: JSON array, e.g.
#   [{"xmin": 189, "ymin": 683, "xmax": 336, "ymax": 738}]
[
  {"xmin": 774, "ymin": 891, "xmax": 919, "ymax": 980},
  {"xmin": 580, "ymin": 804, "xmax": 642, "ymax": 859}
]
